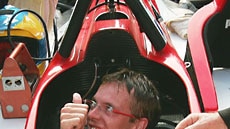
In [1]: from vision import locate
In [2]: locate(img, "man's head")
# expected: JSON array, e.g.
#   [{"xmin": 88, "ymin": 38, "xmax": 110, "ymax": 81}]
[{"xmin": 87, "ymin": 68, "xmax": 161, "ymax": 129}]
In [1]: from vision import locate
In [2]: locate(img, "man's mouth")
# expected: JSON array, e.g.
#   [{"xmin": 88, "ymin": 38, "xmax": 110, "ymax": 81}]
[
  {"xmin": 88, "ymin": 126, "xmax": 101, "ymax": 129},
  {"xmin": 87, "ymin": 119, "xmax": 103, "ymax": 129},
  {"xmin": 86, "ymin": 124, "xmax": 101, "ymax": 129}
]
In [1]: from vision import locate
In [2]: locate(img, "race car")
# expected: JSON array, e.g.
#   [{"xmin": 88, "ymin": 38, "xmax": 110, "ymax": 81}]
[{"xmin": 6, "ymin": 0, "xmax": 224, "ymax": 128}]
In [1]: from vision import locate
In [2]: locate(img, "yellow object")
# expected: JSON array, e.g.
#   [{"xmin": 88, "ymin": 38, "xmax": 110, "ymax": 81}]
[{"xmin": 0, "ymin": 12, "xmax": 45, "ymax": 39}]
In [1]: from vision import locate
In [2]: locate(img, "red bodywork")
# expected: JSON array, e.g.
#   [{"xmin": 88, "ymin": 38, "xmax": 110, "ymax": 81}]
[
  {"xmin": 187, "ymin": 0, "xmax": 229, "ymax": 114},
  {"xmin": 24, "ymin": 0, "xmax": 220, "ymax": 128}
]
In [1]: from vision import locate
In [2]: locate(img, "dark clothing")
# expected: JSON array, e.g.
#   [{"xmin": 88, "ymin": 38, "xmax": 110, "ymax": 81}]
[
  {"xmin": 0, "ymin": 0, "xmax": 8, "ymax": 9},
  {"xmin": 170, "ymin": 0, "xmax": 179, "ymax": 3},
  {"xmin": 219, "ymin": 107, "xmax": 230, "ymax": 129}
]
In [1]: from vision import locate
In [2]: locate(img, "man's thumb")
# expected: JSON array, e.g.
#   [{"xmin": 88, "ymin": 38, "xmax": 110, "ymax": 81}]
[{"xmin": 72, "ymin": 93, "xmax": 82, "ymax": 104}]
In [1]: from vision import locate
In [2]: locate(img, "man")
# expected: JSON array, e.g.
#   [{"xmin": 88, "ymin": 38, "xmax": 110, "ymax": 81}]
[
  {"xmin": 60, "ymin": 68, "xmax": 161, "ymax": 129},
  {"xmin": 175, "ymin": 107, "xmax": 230, "ymax": 129}
]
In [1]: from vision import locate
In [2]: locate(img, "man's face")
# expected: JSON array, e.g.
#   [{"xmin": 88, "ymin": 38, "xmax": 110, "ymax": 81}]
[{"xmin": 87, "ymin": 82, "xmax": 138, "ymax": 129}]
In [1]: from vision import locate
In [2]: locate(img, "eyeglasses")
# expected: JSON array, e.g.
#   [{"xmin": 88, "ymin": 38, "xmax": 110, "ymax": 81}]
[{"xmin": 83, "ymin": 99, "xmax": 137, "ymax": 119}]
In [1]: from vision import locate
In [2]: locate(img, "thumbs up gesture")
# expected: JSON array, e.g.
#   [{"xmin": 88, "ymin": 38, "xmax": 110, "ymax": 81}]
[{"xmin": 60, "ymin": 93, "xmax": 88, "ymax": 129}]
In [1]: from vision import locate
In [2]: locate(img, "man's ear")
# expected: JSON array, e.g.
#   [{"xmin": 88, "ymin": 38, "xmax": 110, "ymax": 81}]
[{"xmin": 135, "ymin": 117, "xmax": 148, "ymax": 129}]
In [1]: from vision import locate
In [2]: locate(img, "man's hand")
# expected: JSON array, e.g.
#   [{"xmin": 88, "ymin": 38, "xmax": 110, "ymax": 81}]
[
  {"xmin": 60, "ymin": 93, "xmax": 88, "ymax": 129},
  {"xmin": 175, "ymin": 112, "xmax": 228, "ymax": 129}
]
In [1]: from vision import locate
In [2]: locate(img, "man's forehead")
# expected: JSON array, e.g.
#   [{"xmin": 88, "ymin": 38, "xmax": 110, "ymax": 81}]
[
  {"xmin": 99, "ymin": 82, "xmax": 127, "ymax": 93},
  {"xmin": 94, "ymin": 82, "xmax": 131, "ymax": 102}
]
